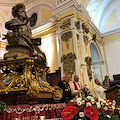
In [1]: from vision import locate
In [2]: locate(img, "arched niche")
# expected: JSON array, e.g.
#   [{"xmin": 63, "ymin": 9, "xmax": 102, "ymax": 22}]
[{"xmin": 90, "ymin": 42, "xmax": 104, "ymax": 83}]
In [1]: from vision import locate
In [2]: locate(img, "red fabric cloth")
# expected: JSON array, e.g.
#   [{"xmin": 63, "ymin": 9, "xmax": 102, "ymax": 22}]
[
  {"xmin": 0, "ymin": 103, "xmax": 66, "ymax": 120},
  {"xmin": 73, "ymin": 81, "xmax": 81, "ymax": 97}
]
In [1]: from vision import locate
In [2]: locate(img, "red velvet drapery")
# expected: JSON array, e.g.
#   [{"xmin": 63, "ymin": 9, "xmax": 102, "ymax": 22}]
[{"xmin": 0, "ymin": 103, "xmax": 66, "ymax": 120}]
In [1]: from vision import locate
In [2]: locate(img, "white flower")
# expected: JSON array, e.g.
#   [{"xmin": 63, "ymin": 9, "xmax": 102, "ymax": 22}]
[
  {"xmin": 35, "ymin": 56, "xmax": 38, "ymax": 59},
  {"xmin": 107, "ymin": 115, "xmax": 111, "ymax": 118},
  {"xmin": 77, "ymin": 101, "xmax": 82, "ymax": 106},
  {"xmin": 79, "ymin": 112, "xmax": 85, "ymax": 118},
  {"xmin": 112, "ymin": 103, "xmax": 116, "ymax": 106},
  {"xmin": 112, "ymin": 100, "xmax": 116, "ymax": 104},
  {"xmin": 82, "ymin": 100, "xmax": 85, "ymax": 105},
  {"xmin": 91, "ymin": 98, "xmax": 95, "ymax": 104},
  {"xmin": 70, "ymin": 100, "xmax": 74, "ymax": 102},
  {"xmin": 106, "ymin": 103, "xmax": 109, "ymax": 106},
  {"xmin": 99, "ymin": 99, "xmax": 106, "ymax": 105},
  {"xmin": 76, "ymin": 98, "xmax": 82, "ymax": 103},
  {"xmin": 109, "ymin": 102, "xmax": 112, "ymax": 105},
  {"xmin": 86, "ymin": 96, "xmax": 92, "ymax": 100},
  {"xmin": 96, "ymin": 102, "xmax": 101, "ymax": 109},
  {"xmin": 101, "ymin": 102, "xmax": 104, "ymax": 106},
  {"xmin": 108, "ymin": 105, "xmax": 111, "ymax": 108},
  {"xmin": 111, "ymin": 105, "xmax": 115, "ymax": 110},
  {"xmin": 104, "ymin": 106, "xmax": 108, "ymax": 111},
  {"xmin": 86, "ymin": 102, "xmax": 92, "ymax": 106}
]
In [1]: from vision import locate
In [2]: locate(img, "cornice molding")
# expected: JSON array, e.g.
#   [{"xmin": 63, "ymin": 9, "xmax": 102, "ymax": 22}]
[
  {"xmin": 105, "ymin": 37, "xmax": 120, "ymax": 45},
  {"xmin": 52, "ymin": 0, "xmax": 102, "ymax": 41},
  {"xmin": 102, "ymin": 28, "xmax": 120, "ymax": 39},
  {"xmin": 32, "ymin": 21, "xmax": 56, "ymax": 37}
]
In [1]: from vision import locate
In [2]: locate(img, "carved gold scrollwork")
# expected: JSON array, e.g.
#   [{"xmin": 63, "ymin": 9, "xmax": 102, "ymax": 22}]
[
  {"xmin": 25, "ymin": 59, "xmax": 34, "ymax": 85},
  {"xmin": 0, "ymin": 57, "xmax": 62, "ymax": 100},
  {"xmin": 0, "ymin": 72, "xmax": 26, "ymax": 93},
  {"xmin": 61, "ymin": 31, "xmax": 72, "ymax": 49},
  {"xmin": 52, "ymin": 86, "xmax": 62, "ymax": 100},
  {"xmin": 61, "ymin": 52, "xmax": 76, "ymax": 76}
]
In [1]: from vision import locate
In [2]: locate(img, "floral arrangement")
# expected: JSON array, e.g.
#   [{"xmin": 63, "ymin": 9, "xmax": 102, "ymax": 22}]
[
  {"xmin": 81, "ymin": 84, "xmax": 90, "ymax": 99},
  {"xmin": 26, "ymin": 51, "xmax": 46, "ymax": 68},
  {"xmin": 61, "ymin": 95, "xmax": 120, "ymax": 120}
]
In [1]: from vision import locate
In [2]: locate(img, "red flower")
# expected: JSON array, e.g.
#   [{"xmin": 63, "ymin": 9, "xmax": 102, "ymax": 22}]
[
  {"xmin": 26, "ymin": 51, "xmax": 34, "ymax": 57},
  {"xmin": 108, "ymin": 109, "xmax": 115, "ymax": 114},
  {"xmin": 84, "ymin": 106, "xmax": 99, "ymax": 120},
  {"xmin": 116, "ymin": 103, "xmax": 118, "ymax": 106},
  {"xmin": 99, "ymin": 108, "xmax": 105, "ymax": 113},
  {"xmin": 61, "ymin": 105, "xmax": 78, "ymax": 120},
  {"xmin": 37, "ymin": 56, "xmax": 41, "ymax": 61},
  {"xmin": 29, "ymin": 51, "xmax": 34, "ymax": 56},
  {"xmin": 115, "ymin": 109, "xmax": 119, "ymax": 113}
]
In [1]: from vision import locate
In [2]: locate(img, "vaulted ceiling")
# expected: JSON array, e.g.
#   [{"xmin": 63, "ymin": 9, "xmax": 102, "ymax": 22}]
[
  {"xmin": 86, "ymin": 0, "xmax": 120, "ymax": 33},
  {"xmin": 0, "ymin": 0, "xmax": 119, "ymax": 34}
]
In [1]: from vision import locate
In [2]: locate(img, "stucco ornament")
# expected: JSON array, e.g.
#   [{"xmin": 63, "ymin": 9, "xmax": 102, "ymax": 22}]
[
  {"xmin": 82, "ymin": 23, "xmax": 89, "ymax": 34},
  {"xmin": 61, "ymin": 52, "xmax": 76, "ymax": 75},
  {"xmin": 83, "ymin": 35, "xmax": 89, "ymax": 46},
  {"xmin": 75, "ymin": 21, "xmax": 80, "ymax": 29},
  {"xmin": 60, "ymin": 18, "xmax": 71, "ymax": 31},
  {"xmin": 85, "ymin": 56, "xmax": 92, "ymax": 81},
  {"xmin": 61, "ymin": 31, "xmax": 72, "ymax": 49}
]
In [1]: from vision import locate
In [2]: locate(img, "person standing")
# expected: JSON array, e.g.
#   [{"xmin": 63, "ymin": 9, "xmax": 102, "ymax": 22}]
[
  {"xmin": 70, "ymin": 75, "xmax": 82, "ymax": 98},
  {"xmin": 57, "ymin": 73, "xmax": 72, "ymax": 103},
  {"xmin": 93, "ymin": 79, "xmax": 106, "ymax": 99}
]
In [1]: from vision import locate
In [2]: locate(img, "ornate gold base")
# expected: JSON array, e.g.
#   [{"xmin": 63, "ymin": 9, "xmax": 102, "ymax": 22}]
[{"xmin": 0, "ymin": 56, "xmax": 62, "ymax": 105}]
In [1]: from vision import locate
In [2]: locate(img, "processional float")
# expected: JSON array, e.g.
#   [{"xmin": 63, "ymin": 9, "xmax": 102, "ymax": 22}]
[{"xmin": 0, "ymin": 3, "xmax": 62, "ymax": 105}]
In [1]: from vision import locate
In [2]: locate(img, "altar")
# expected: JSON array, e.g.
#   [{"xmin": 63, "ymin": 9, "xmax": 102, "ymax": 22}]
[{"xmin": 0, "ymin": 103, "xmax": 65, "ymax": 120}]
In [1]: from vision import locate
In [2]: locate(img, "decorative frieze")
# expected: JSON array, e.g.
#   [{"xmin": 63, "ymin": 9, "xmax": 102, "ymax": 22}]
[{"xmin": 60, "ymin": 18, "xmax": 71, "ymax": 31}]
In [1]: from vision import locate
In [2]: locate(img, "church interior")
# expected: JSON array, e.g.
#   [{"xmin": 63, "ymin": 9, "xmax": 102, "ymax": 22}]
[{"xmin": 0, "ymin": 0, "xmax": 120, "ymax": 120}]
